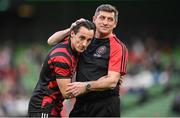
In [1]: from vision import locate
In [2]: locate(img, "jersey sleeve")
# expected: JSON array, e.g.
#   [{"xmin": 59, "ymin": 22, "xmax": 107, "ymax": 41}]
[
  {"xmin": 108, "ymin": 37, "xmax": 128, "ymax": 76},
  {"xmin": 49, "ymin": 55, "xmax": 72, "ymax": 79}
]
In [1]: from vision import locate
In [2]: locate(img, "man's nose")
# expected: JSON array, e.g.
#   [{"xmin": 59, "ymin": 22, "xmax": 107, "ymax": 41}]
[
  {"xmin": 82, "ymin": 40, "xmax": 88, "ymax": 47},
  {"xmin": 102, "ymin": 19, "xmax": 108, "ymax": 25}
]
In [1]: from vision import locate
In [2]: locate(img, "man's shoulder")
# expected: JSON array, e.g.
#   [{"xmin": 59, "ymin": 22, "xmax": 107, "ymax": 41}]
[
  {"xmin": 110, "ymin": 34, "xmax": 127, "ymax": 48},
  {"xmin": 57, "ymin": 39, "xmax": 69, "ymax": 46},
  {"xmin": 52, "ymin": 40, "xmax": 69, "ymax": 49},
  {"xmin": 49, "ymin": 40, "xmax": 69, "ymax": 56}
]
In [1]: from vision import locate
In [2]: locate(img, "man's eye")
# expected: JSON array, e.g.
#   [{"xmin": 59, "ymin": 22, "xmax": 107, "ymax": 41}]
[
  {"xmin": 99, "ymin": 16, "xmax": 105, "ymax": 20},
  {"xmin": 79, "ymin": 37, "xmax": 85, "ymax": 41},
  {"xmin": 108, "ymin": 18, "xmax": 114, "ymax": 22}
]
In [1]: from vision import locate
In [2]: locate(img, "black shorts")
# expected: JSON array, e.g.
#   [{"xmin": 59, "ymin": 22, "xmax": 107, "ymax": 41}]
[
  {"xmin": 69, "ymin": 96, "xmax": 120, "ymax": 117},
  {"xmin": 28, "ymin": 112, "xmax": 61, "ymax": 117},
  {"xmin": 28, "ymin": 101, "xmax": 62, "ymax": 117},
  {"xmin": 28, "ymin": 112, "xmax": 49, "ymax": 117}
]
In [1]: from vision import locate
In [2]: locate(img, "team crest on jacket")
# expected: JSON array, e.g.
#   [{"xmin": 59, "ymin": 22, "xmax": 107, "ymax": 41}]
[{"xmin": 93, "ymin": 46, "xmax": 107, "ymax": 57}]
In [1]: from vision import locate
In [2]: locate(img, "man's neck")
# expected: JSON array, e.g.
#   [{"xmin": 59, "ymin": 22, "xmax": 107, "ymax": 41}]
[
  {"xmin": 70, "ymin": 38, "xmax": 76, "ymax": 51},
  {"xmin": 95, "ymin": 32, "xmax": 112, "ymax": 39}
]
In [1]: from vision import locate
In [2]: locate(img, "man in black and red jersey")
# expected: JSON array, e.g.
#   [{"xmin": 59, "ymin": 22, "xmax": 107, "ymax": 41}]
[
  {"xmin": 27, "ymin": 20, "xmax": 96, "ymax": 117},
  {"xmin": 48, "ymin": 4, "xmax": 128, "ymax": 117}
]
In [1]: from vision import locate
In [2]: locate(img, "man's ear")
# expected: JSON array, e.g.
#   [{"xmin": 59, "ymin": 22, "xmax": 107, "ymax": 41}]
[
  {"xmin": 113, "ymin": 22, "xmax": 117, "ymax": 29},
  {"xmin": 70, "ymin": 31, "xmax": 75, "ymax": 38},
  {"xmin": 92, "ymin": 16, "xmax": 96, "ymax": 23}
]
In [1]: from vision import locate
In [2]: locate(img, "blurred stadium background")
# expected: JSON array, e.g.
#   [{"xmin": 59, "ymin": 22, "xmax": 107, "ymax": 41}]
[{"xmin": 0, "ymin": 0, "xmax": 180, "ymax": 117}]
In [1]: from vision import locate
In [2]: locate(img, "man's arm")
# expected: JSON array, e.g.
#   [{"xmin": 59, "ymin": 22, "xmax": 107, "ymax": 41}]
[
  {"xmin": 47, "ymin": 28, "xmax": 71, "ymax": 46},
  {"xmin": 47, "ymin": 18, "xmax": 86, "ymax": 46},
  {"xmin": 65, "ymin": 71, "xmax": 121, "ymax": 97},
  {"xmin": 51, "ymin": 55, "xmax": 76, "ymax": 99},
  {"xmin": 56, "ymin": 79, "xmax": 74, "ymax": 99},
  {"xmin": 88, "ymin": 71, "xmax": 120, "ymax": 91}
]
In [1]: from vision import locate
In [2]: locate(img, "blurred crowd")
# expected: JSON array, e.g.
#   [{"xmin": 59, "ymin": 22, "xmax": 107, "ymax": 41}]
[
  {"xmin": 122, "ymin": 35, "xmax": 179, "ymax": 92},
  {"xmin": 120, "ymin": 35, "xmax": 180, "ymax": 116},
  {"xmin": 0, "ymin": 42, "xmax": 46, "ymax": 116},
  {"xmin": 0, "ymin": 34, "xmax": 180, "ymax": 116}
]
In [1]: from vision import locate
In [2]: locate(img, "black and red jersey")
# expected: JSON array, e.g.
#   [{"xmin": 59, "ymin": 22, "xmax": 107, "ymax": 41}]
[
  {"xmin": 28, "ymin": 38, "xmax": 78, "ymax": 116},
  {"xmin": 76, "ymin": 34, "xmax": 128, "ymax": 101}
]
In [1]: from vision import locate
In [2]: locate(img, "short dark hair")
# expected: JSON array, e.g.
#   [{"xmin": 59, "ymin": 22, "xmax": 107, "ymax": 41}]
[
  {"xmin": 72, "ymin": 20, "xmax": 96, "ymax": 36},
  {"xmin": 94, "ymin": 4, "xmax": 118, "ymax": 22}
]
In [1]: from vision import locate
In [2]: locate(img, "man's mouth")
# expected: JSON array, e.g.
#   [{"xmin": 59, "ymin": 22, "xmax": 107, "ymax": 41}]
[{"xmin": 79, "ymin": 47, "xmax": 85, "ymax": 51}]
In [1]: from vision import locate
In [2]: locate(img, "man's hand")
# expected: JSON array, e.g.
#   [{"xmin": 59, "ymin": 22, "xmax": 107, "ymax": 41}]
[
  {"xmin": 66, "ymin": 82, "xmax": 87, "ymax": 97},
  {"xmin": 70, "ymin": 18, "xmax": 86, "ymax": 29}
]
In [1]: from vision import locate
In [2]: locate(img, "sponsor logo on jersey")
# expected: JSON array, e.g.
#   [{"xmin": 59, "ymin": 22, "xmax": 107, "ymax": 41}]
[{"xmin": 93, "ymin": 46, "xmax": 107, "ymax": 57}]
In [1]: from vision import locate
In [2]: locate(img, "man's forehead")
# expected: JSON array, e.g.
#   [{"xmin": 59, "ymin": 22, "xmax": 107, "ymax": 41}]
[
  {"xmin": 98, "ymin": 11, "xmax": 115, "ymax": 17},
  {"xmin": 78, "ymin": 27, "xmax": 94, "ymax": 37},
  {"xmin": 78, "ymin": 31, "xmax": 94, "ymax": 37}
]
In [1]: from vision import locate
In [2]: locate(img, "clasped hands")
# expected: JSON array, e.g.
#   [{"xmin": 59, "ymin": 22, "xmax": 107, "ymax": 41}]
[{"xmin": 66, "ymin": 82, "xmax": 87, "ymax": 98}]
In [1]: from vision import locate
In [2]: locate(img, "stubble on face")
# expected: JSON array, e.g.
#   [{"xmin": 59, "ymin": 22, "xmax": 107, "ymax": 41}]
[
  {"xmin": 93, "ymin": 11, "xmax": 117, "ymax": 38},
  {"xmin": 72, "ymin": 27, "xmax": 94, "ymax": 53}
]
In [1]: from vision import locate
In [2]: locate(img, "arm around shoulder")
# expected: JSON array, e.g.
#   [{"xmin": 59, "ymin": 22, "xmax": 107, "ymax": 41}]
[
  {"xmin": 47, "ymin": 28, "xmax": 71, "ymax": 46},
  {"xmin": 47, "ymin": 18, "xmax": 86, "ymax": 46}
]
